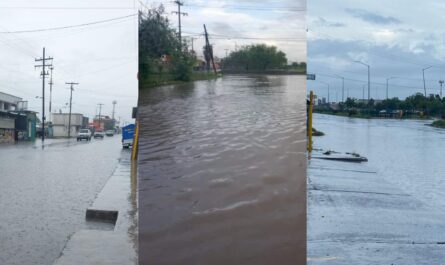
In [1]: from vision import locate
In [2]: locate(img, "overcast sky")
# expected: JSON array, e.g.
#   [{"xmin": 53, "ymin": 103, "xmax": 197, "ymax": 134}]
[
  {"xmin": 0, "ymin": 0, "xmax": 138, "ymax": 124},
  {"xmin": 144, "ymin": 0, "xmax": 306, "ymax": 63},
  {"xmin": 308, "ymin": 0, "xmax": 445, "ymax": 101}
]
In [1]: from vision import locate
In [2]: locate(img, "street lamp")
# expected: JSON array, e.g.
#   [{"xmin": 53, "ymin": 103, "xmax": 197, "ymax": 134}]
[
  {"xmin": 386, "ymin": 76, "xmax": 397, "ymax": 100},
  {"xmin": 422, "ymin": 65, "xmax": 433, "ymax": 97},
  {"xmin": 334, "ymin": 74, "xmax": 345, "ymax": 102},
  {"xmin": 354, "ymin": 60, "xmax": 370, "ymax": 101},
  {"xmin": 439, "ymin": 80, "xmax": 444, "ymax": 98},
  {"xmin": 320, "ymin": 81, "xmax": 330, "ymax": 104}
]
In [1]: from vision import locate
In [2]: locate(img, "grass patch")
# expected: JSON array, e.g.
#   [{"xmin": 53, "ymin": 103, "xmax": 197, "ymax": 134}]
[{"xmin": 431, "ymin": 119, "xmax": 445, "ymax": 128}]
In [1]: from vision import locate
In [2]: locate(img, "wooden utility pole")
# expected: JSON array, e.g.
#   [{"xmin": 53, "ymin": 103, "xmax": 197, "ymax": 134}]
[
  {"xmin": 48, "ymin": 66, "xmax": 54, "ymax": 123},
  {"xmin": 66, "ymin": 82, "xmax": 79, "ymax": 138},
  {"xmin": 190, "ymin": 37, "xmax": 196, "ymax": 52},
  {"xmin": 35, "ymin": 47, "xmax": 53, "ymax": 142},
  {"xmin": 203, "ymin": 24, "xmax": 217, "ymax": 74},
  {"xmin": 172, "ymin": 1, "xmax": 188, "ymax": 47},
  {"xmin": 98, "ymin": 103, "xmax": 104, "ymax": 130}
]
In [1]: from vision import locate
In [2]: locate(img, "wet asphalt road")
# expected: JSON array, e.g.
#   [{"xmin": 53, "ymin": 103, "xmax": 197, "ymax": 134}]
[
  {"xmin": 308, "ymin": 114, "xmax": 445, "ymax": 264},
  {"xmin": 0, "ymin": 136, "xmax": 124, "ymax": 265}
]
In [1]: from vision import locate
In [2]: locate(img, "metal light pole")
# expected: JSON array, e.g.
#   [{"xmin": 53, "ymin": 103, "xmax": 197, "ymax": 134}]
[
  {"xmin": 386, "ymin": 77, "xmax": 396, "ymax": 100},
  {"xmin": 439, "ymin": 80, "xmax": 444, "ymax": 98},
  {"xmin": 334, "ymin": 74, "xmax": 345, "ymax": 102},
  {"xmin": 354, "ymin": 61, "xmax": 370, "ymax": 101},
  {"xmin": 423, "ymin": 66, "xmax": 433, "ymax": 97}
]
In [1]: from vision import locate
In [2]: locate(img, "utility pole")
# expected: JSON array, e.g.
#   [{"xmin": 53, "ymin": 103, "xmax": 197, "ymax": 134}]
[
  {"xmin": 190, "ymin": 37, "xmax": 196, "ymax": 52},
  {"xmin": 224, "ymin": 48, "xmax": 229, "ymax": 58},
  {"xmin": 112, "ymin": 100, "xmax": 117, "ymax": 121},
  {"xmin": 203, "ymin": 24, "xmax": 217, "ymax": 74},
  {"xmin": 98, "ymin": 103, "xmax": 104, "ymax": 130},
  {"xmin": 172, "ymin": 0, "xmax": 188, "ymax": 47},
  {"xmin": 48, "ymin": 66, "xmax": 54, "ymax": 123},
  {"xmin": 65, "ymin": 82, "xmax": 79, "ymax": 138},
  {"xmin": 423, "ymin": 66, "xmax": 433, "ymax": 97},
  {"xmin": 35, "ymin": 47, "xmax": 53, "ymax": 142},
  {"xmin": 439, "ymin": 80, "xmax": 444, "ymax": 98}
]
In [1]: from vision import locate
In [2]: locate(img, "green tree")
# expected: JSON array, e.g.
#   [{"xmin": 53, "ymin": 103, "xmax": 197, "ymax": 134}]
[
  {"xmin": 223, "ymin": 44, "xmax": 287, "ymax": 71},
  {"xmin": 139, "ymin": 6, "xmax": 195, "ymax": 85}
]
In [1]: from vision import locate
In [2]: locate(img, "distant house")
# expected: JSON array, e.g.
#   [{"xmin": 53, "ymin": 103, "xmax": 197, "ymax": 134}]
[
  {"xmin": 52, "ymin": 113, "xmax": 85, "ymax": 138},
  {"xmin": 194, "ymin": 56, "xmax": 221, "ymax": 72},
  {"xmin": 160, "ymin": 54, "xmax": 173, "ymax": 64}
]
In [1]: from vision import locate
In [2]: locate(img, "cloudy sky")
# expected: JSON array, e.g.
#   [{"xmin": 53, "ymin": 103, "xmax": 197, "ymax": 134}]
[
  {"xmin": 308, "ymin": 0, "xmax": 445, "ymax": 101},
  {"xmin": 143, "ymin": 0, "xmax": 306, "ymax": 63},
  {"xmin": 0, "ymin": 0, "xmax": 138, "ymax": 124}
]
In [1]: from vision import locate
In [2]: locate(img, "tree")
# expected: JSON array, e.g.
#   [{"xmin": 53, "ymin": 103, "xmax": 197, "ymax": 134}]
[
  {"xmin": 139, "ymin": 6, "xmax": 195, "ymax": 84},
  {"xmin": 223, "ymin": 44, "xmax": 287, "ymax": 71}
]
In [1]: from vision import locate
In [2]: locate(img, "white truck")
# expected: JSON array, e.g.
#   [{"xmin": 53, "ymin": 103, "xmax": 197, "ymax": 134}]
[{"xmin": 77, "ymin": 129, "xmax": 92, "ymax": 141}]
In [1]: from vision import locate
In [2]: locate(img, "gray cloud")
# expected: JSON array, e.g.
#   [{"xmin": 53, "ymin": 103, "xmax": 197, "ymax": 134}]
[
  {"xmin": 346, "ymin": 8, "xmax": 401, "ymax": 25},
  {"xmin": 308, "ymin": 38, "xmax": 445, "ymax": 100},
  {"xmin": 313, "ymin": 17, "xmax": 346, "ymax": 27}
]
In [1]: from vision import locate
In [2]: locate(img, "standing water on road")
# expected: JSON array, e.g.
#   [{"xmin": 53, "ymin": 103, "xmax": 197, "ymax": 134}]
[
  {"xmin": 138, "ymin": 75, "xmax": 307, "ymax": 264},
  {"xmin": 0, "ymin": 137, "xmax": 123, "ymax": 265},
  {"xmin": 308, "ymin": 114, "xmax": 445, "ymax": 264}
]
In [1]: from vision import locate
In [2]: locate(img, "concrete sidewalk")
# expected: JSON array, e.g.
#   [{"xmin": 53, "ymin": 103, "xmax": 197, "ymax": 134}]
[
  {"xmin": 54, "ymin": 152, "xmax": 138, "ymax": 265},
  {"xmin": 308, "ymin": 158, "xmax": 445, "ymax": 264}
]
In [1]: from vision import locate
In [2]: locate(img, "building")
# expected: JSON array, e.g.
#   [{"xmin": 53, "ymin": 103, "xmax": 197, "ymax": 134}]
[
  {"xmin": 52, "ymin": 113, "xmax": 86, "ymax": 138},
  {"xmin": 0, "ymin": 92, "xmax": 36, "ymax": 143},
  {"xmin": 0, "ymin": 111, "xmax": 15, "ymax": 143},
  {"xmin": 0, "ymin": 92, "xmax": 27, "ymax": 111},
  {"xmin": 93, "ymin": 115, "xmax": 115, "ymax": 131}
]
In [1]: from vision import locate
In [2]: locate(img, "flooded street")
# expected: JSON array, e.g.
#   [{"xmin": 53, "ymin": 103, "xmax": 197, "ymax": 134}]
[
  {"xmin": 0, "ymin": 137, "xmax": 124, "ymax": 265},
  {"xmin": 308, "ymin": 114, "xmax": 445, "ymax": 264},
  {"xmin": 138, "ymin": 75, "xmax": 307, "ymax": 264}
]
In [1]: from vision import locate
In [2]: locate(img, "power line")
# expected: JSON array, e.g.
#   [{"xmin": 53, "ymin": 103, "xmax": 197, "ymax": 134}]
[
  {"xmin": 181, "ymin": 31, "xmax": 305, "ymax": 41},
  {"xmin": 0, "ymin": 13, "xmax": 137, "ymax": 34},
  {"xmin": 0, "ymin": 6, "xmax": 136, "ymax": 10}
]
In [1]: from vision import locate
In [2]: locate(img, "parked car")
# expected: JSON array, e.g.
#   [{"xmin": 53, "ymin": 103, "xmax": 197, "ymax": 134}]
[
  {"xmin": 105, "ymin": 130, "xmax": 114, "ymax": 136},
  {"xmin": 77, "ymin": 129, "xmax": 92, "ymax": 141},
  {"xmin": 94, "ymin": 130, "xmax": 105, "ymax": 139}
]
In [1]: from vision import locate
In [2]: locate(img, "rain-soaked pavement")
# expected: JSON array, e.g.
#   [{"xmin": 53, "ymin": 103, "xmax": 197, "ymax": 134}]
[
  {"xmin": 308, "ymin": 114, "xmax": 445, "ymax": 264},
  {"xmin": 138, "ymin": 75, "xmax": 307, "ymax": 264},
  {"xmin": 0, "ymin": 136, "xmax": 126, "ymax": 265}
]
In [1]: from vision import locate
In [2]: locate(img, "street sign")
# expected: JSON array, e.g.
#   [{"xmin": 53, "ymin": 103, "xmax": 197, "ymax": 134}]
[
  {"xmin": 307, "ymin": 74, "xmax": 316, "ymax": 80},
  {"xmin": 132, "ymin": 107, "xmax": 138, "ymax": 119}
]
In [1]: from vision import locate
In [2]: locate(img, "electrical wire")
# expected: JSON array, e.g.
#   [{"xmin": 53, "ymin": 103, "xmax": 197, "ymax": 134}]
[{"xmin": 0, "ymin": 13, "xmax": 137, "ymax": 34}]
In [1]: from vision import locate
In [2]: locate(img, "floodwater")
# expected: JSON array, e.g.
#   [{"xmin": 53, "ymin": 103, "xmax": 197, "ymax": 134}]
[
  {"xmin": 0, "ymin": 137, "xmax": 123, "ymax": 265},
  {"xmin": 138, "ymin": 75, "xmax": 307, "ymax": 264},
  {"xmin": 311, "ymin": 114, "xmax": 445, "ymax": 208},
  {"xmin": 308, "ymin": 114, "xmax": 445, "ymax": 264}
]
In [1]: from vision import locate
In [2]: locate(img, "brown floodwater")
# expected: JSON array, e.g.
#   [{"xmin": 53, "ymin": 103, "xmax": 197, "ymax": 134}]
[{"xmin": 138, "ymin": 75, "xmax": 307, "ymax": 265}]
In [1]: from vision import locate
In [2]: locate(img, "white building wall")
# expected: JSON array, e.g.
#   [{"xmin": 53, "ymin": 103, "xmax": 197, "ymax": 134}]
[
  {"xmin": 52, "ymin": 125, "xmax": 81, "ymax": 138},
  {"xmin": 52, "ymin": 113, "xmax": 83, "ymax": 126},
  {"xmin": 0, "ymin": 92, "xmax": 22, "ymax": 105}
]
